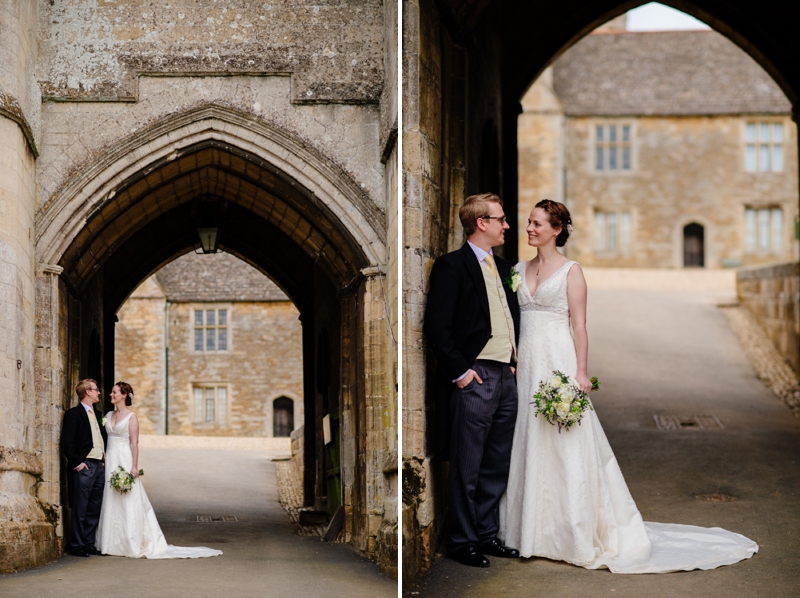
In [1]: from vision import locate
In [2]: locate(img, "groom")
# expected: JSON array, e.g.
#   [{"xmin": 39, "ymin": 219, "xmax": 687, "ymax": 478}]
[
  {"xmin": 424, "ymin": 193, "xmax": 520, "ymax": 567},
  {"xmin": 61, "ymin": 378, "xmax": 107, "ymax": 557}
]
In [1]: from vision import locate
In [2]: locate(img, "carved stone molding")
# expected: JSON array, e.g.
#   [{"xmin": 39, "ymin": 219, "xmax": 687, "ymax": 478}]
[
  {"xmin": 0, "ymin": 91, "xmax": 39, "ymax": 158},
  {"xmin": 41, "ymin": 264, "xmax": 63, "ymax": 276},
  {"xmin": 36, "ymin": 103, "xmax": 386, "ymax": 268}
]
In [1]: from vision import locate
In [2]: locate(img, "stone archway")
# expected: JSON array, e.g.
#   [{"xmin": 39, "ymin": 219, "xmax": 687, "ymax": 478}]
[
  {"xmin": 31, "ymin": 105, "xmax": 391, "ymax": 570},
  {"xmin": 402, "ymin": 0, "xmax": 800, "ymax": 581}
]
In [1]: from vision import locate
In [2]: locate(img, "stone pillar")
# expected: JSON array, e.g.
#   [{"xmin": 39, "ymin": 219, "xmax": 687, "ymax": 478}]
[
  {"xmin": 401, "ymin": 0, "xmax": 450, "ymax": 581},
  {"xmin": 0, "ymin": 0, "xmax": 45, "ymax": 569},
  {"xmin": 34, "ymin": 266, "xmax": 67, "ymax": 530},
  {"xmin": 339, "ymin": 287, "xmax": 358, "ymax": 545},
  {"xmin": 360, "ymin": 267, "xmax": 397, "ymax": 575}
]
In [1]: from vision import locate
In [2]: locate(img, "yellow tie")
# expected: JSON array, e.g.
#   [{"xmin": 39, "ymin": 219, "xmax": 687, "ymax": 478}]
[
  {"xmin": 484, "ymin": 254, "xmax": 497, "ymax": 277},
  {"xmin": 86, "ymin": 408, "xmax": 104, "ymax": 460}
]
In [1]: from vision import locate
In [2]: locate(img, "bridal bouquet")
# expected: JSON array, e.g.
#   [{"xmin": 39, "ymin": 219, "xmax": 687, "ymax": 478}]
[
  {"xmin": 109, "ymin": 466, "xmax": 145, "ymax": 493},
  {"xmin": 532, "ymin": 371, "xmax": 600, "ymax": 432}
]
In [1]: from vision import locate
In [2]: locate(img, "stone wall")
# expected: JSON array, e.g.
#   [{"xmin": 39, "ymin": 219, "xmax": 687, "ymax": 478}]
[
  {"xmin": 402, "ymin": 0, "xmax": 446, "ymax": 582},
  {"xmin": 517, "ymin": 66, "xmax": 564, "ymax": 262},
  {"xmin": 518, "ymin": 79, "xmax": 799, "ymax": 268},
  {"xmin": 0, "ymin": 1, "xmax": 53, "ymax": 573},
  {"xmin": 2, "ymin": 0, "xmax": 396, "ymax": 574},
  {"xmin": 115, "ymin": 276, "xmax": 304, "ymax": 437},
  {"xmin": 566, "ymin": 115, "xmax": 798, "ymax": 268},
  {"xmin": 114, "ymin": 276, "xmax": 167, "ymax": 434},
  {"xmin": 37, "ymin": 0, "xmax": 384, "ymax": 105},
  {"xmin": 169, "ymin": 300, "xmax": 304, "ymax": 436},
  {"xmin": 737, "ymin": 261, "xmax": 800, "ymax": 374}
]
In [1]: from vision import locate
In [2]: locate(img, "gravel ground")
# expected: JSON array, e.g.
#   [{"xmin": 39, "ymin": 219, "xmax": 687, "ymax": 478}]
[
  {"xmin": 275, "ymin": 460, "xmax": 330, "ymax": 538},
  {"xmin": 720, "ymin": 305, "xmax": 800, "ymax": 415}
]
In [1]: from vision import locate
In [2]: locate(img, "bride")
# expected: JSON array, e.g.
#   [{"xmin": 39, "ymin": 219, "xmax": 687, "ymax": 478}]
[
  {"xmin": 498, "ymin": 199, "xmax": 758, "ymax": 573},
  {"xmin": 96, "ymin": 382, "xmax": 222, "ymax": 559}
]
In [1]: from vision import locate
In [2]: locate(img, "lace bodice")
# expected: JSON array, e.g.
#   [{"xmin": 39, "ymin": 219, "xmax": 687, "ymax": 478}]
[
  {"xmin": 516, "ymin": 260, "xmax": 575, "ymax": 317},
  {"xmin": 106, "ymin": 411, "xmax": 133, "ymax": 440}
]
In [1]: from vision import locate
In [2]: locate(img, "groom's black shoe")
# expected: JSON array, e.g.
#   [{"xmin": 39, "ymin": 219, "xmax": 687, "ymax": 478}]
[
  {"xmin": 86, "ymin": 547, "xmax": 103, "ymax": 556},
  {"xmin": 67, "ymin": 548, "xmax": 90, "ymax": 557},
  {"xmin": 450, "ymin": 546, "xmax": 490, "ymax": 568},
  {"xmin": 478, "ymin": 538, "xmax": 520, "ymax": 558}
]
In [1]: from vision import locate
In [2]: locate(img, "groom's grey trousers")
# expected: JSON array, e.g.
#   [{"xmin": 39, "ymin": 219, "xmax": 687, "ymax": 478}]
[
  {"xmin": 67, "ymin": 458, "xmax": 105, "ymax": 551},
  {"xmin": 448, "ymin": 360, "xmax": 517, "ymax": 553}
]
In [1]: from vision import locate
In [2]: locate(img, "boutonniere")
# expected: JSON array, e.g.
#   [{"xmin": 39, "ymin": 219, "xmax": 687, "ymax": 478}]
[
  {"xmin": 100, "ymin": 415, "xmax": 107, "ymax": 426},
  {"xmin": 503, "ymin": 270, "xmax": 522, "ymax": 292}
]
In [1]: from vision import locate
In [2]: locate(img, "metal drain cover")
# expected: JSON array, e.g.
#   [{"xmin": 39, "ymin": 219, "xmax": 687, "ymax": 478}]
[
  {"xmin": 695, "ymin": 493, "xmax": 736, "ymax": 502},
  {"xmin": 654, "ymin": 415, "xmax": 724, "ymax": 430},
  {"xmin": 196, "ymin": 515, "xmax": 238, "ymax": 522}
]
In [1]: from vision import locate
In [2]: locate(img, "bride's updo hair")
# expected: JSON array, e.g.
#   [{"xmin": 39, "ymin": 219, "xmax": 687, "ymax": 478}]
[
  {"xmin": 535, "ymin": 199, "xmax": 572, "ymax": 247},
  {"xmin": 115, "ymin": 381, "xmax": 134, "ymax": 406}
]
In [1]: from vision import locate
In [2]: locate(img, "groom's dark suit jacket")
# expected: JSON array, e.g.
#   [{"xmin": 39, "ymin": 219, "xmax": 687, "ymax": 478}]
[
  {"xmin": 424, "ymin": 243, "xmax": 520, "ymax": 461},
  {"xmin": 61, "ymin": 404, "xmax": 108, "ymax": 507}
]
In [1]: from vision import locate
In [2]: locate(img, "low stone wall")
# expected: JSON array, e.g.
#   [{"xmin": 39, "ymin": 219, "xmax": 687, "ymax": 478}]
[{"xmin": 737, "ymin": 262, "xmax": 800, "ymax": 374}]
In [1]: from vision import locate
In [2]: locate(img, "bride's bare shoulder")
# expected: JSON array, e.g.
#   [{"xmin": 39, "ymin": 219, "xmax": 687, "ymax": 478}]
[{"xmin": 566, "ymin": 261, "xmax": 586, "ymax": 284}]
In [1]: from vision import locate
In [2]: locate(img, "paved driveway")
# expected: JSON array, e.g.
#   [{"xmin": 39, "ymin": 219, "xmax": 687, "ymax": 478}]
[
  {"xmin": 0, "ymin": 448, "xmax": 396, "ymax": 598},
  {"xmin": 407, "ymin": 287, "xmax": 800, "ymax": 598}
]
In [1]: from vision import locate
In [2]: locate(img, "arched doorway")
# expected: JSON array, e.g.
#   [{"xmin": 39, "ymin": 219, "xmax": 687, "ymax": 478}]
[
  {"xmin": 34, "ymin": 105, "xmax": 389, "ymax": 563},
  {"xmin": 273, "ymin": 397, "xmax": 294, "ymax": 437},
  {"xmin": 683, "ymin": 222, "xmax": 705, "ymax": 267},
  {"xmin": 402, "ymin": 0, "xmax": 800, "ymax": 582}
]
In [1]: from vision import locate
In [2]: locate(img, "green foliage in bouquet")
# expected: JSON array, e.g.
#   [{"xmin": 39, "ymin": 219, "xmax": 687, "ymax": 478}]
[
  {"xmin": 532, "ymin": 371, "xmax": 600, "ymax": 433},
  {"xmin": 109, "ymin": 465, "xmax": 145, "ymax": 493}
]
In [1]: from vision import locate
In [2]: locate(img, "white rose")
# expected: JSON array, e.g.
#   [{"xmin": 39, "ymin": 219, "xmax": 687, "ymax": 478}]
[
  {"xmin": 549, "ymin": 375, "xmax": 564, "ymax": 388},
  {"xmin": 556, "ymin": 401, "xmax": 571, "ymax": 418},
  {"xmin": 560, "ymin": 386, "xmax": 576, "ymax": 402},
  {"xmin": 510, "ymin": 271, "xmax": 522, "ymax": 292}
]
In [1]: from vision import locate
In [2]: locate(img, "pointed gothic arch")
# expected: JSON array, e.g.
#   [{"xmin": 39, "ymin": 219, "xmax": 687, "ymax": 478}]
[{"xmin": 34, "ymin": 104, "xmax": 390, "ymax": 562}]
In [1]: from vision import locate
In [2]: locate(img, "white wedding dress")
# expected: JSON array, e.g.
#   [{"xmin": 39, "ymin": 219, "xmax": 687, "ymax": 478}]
[
  {"xmin": 96, "ymin": 411, "xmax": 222, "ymax": 559},
  {"xmin": 498, "ymin": 260, "xmax": 758, "ymax": 573}
]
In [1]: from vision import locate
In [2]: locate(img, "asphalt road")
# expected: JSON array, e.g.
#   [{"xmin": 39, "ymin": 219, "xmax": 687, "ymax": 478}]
[{"xmin": 0, "ymin": 448, "xmax": 396, "ymax": 598}]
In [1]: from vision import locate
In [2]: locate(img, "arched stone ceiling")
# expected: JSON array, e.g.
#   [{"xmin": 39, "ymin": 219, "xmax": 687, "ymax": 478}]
[
  {"xmin": 58, "ymin": 142, "xmax": 369, "ymax": 314},
  {"xmin": 98, "ymin": 204, "xmax": 317, "ymax": 316}
]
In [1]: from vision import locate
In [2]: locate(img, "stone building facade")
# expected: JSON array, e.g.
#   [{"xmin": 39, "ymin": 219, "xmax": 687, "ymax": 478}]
[
  {"xmin": 1, "ymin": 1, "xmax": 397, "ymax": 576},
  {"xmin": 518, "ymin": 28, "xmax": 799, "ymax": 268},
  {"xmin": 115, "ymin": 252, "xmax": 304, "ymax": 438}
]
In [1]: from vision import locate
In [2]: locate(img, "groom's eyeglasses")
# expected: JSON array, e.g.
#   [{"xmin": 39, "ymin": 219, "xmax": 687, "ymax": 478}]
[{"xmin": 480, "ymin": 215, "xmax": 507, "ymax": 224}]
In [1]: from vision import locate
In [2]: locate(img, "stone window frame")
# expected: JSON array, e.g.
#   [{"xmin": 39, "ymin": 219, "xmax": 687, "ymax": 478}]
[
  {"xmin": 744, "ymin": 203, "xmax": 785, "ymax": 254},
  {"xmin": 743, "ymin": 119, "xmax": 785, "ymax": 173},
  {"xmin": 192, "ymin": 383, "xmax": 230, "ymax": 425},
  {"xmin": 592, "ymin": 207, "xmax": 634, "ymax": 255},
  {"xmin": 591, "ymin": 120, "xmax": 636, "ymax": 174},
  {"xmin": 190, "ymin": 303, "xmax": 233, "ymax": 353}
]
